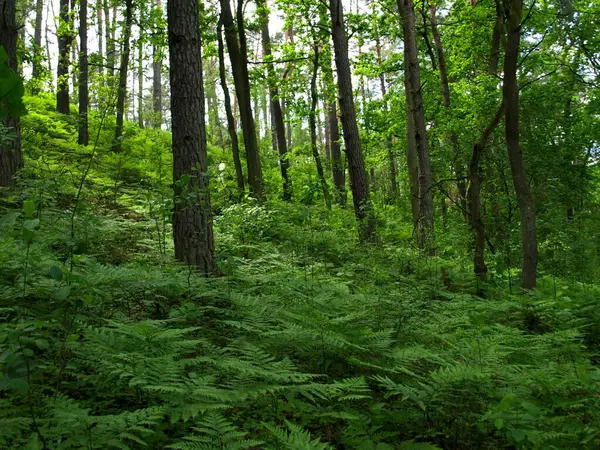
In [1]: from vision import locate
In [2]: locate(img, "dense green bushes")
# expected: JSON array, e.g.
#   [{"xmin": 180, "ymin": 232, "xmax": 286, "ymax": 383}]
[{"xmin": 1, "ymin": 96, "xmax": 600, "ymax": 449}]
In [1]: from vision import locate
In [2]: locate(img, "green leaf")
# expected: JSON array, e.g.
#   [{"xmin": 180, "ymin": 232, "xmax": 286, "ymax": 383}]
[
  {"xmin": 494, "ymin": 418, "xmax": 504, "ymax": 430},
  {"xmin": 509, "ymin": 429, "xmax": 526, "ymax": 442},
  {"xmin": 23, "ymin": 200, "xmax": 35, "ymax": 217},
  {"xmin": 49, "ymin": 265, "xmax": 63, "ymax": 282},
  {"xmin": 23, "ymin": 219, "xmax": 40, "ymax": 231},
  {"xmin": 55, "ymin": 286, "xmax": 71, "ymax": 301}
]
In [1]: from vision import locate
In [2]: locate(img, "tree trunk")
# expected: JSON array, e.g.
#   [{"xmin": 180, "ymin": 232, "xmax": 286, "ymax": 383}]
[
  {"xmin": 398, "ymin": 0, "xmax": 434, "ymax": 254},
  {"xmin": 310, "ymin": 44, "xmax": 332, "ymax": 210},
  {"xmin": 152, "ymin": 0, "xmax": 162, "ymax": 127},
  {"xmin": 45, "ymin": 1, "xmax": 53, "ymax": 91},
  {"xmin": 57, "ymin": 0, "xmax": 71, "ymax": 114},
  {"xmin": 219, "ymin": 0, "xmax": 264, "ymax": 200},
  {"xmin": 329, "ymin": 0, "xmax": 374, "ymax": 240},
  {"xmin": 376, "ymin": 37, "xmax": 397, "ymax": 199},
  {"xmin": 468, "ymin": 102, "xmax": 504, "ymax": 282},
  {"xmin": 328, "ymin": 101, "xmax": 346, "ymax": 206},
  {"xmin": 406, "ymin": 104, "xmax": 420, "ymax": 229},
  {"xmin": 32, "ymin": 0, "xmax": 44, "ymax": 93},
  {"xmin": 490, "ymin": 0, "xmax": 504, "ymax": 76},
  {"xmin": 96, "ymin": 0, "xmax": 103, "ymax": 79},
  {"xmin": 0, "ymin": 0, "xmax": 23, "ymax": 187},
  {"xmin": 113, "ymin": 0, "xmax": 133, "ymax": 152},
  {"xmin": 259, "ymin": 0, "xmax": 291, "ymax": 201},
  {"xmin": 103, "ymin": 0, "xmax": 113, "ymax": 77},
  {"xmin": 137, "ymin": 38, "xmax": 144, "ymax": 128},
  {"xmin": 217, "ymin": 19, "xmax": 245, "ymax": 198},
  {"xmin": 429, "ymin": 5, "xmax": 449, "ymax": 108},
  {"xmin": 167, "ymin": 0, "xmax": 215, "ymax": 274},
  {"xmin": 78, "ymin": 0, "xmax": 89, "ymax": 145},
  {"xmin": 503, "ymin": 0, "xmax": 538, "ymax": 289}
]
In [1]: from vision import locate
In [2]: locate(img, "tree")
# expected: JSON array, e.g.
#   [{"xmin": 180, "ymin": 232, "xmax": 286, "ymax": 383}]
[
  {"xmin": 329, "ymin": 0, "xmax": 374, "ymax": 240},
  {"xmin": 152, "ymin": 0, "xmax": 163, "ymax": 128},
  {"xmin": 503, "ymin": 0, "xmax": 538, "ymax": 289},
  {"xmin": 219, "ymin": 0, "xmax": 264, "ymax": 200},
  {"xmin": 322, "ymin": 48, "xmax": 346, "ymax": 206},
  {"xmin": 31, "ymin": 0, "xmax": 45, "ymax": 93},
  {"xmin": 217, "ymin": 17, "xmax": 245, "ymax": 198},
  {"xmin": 57, "ymin": 0, "xmax": 72, "ymax": 114},
  {"xmin": 78, "ymin": 0, "xmax": 89, "ymax": 145},
  {"xmin": 167, "ymin": 0, "xmax": 215, "ymax": 274},
  {"xmin": 258, "ymin": 0, "xmax": 291, "ymax": 201},
  {"xmin": 113, "ymin": 0, "xmax": 133, "ymax": 152},
  {"xmin": 397, "ymin": 0, "xmax": 434, "ymax": 254},
  {"xmin": 0, "ymin": 0, "xmax": 24, "ymax": 187},
  {"xmin": 309, "ymin": 42, "xmax": 332, "ymax": 210}
]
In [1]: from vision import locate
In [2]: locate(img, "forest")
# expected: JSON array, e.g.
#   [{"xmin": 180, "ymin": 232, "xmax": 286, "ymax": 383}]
[{"xmin": 1, "ymin": 0, "xmax": 600, "ymax": 448}]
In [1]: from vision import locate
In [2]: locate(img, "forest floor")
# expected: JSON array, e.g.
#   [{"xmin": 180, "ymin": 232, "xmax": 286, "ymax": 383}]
[{"xmin": 1, "ymin": 97, "xmax": 600, "ymax": 449}]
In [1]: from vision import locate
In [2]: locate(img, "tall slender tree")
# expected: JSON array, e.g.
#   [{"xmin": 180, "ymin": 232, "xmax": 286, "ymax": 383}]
[
  {"xmin": 219, "ymin": 0, "xmax": 264, "ymax": 199},
  {"xmin": 398, "ymin": 0, "xmax": 435, "ymax": 253},
  {"xmin": 96, "ymin": 0, "xmax": 104, "ymax": 79},
  {"xmin": 57, "ymin": 0, "xmax": 72, "ymax": 114},
  {"xmin": 32, "ymin": 0, "xmax": 45, "ymax": 92},
  {"xmin": 152, "ymin": 0, "xmax": 163, "ymax": 128},
  {"xmin": 78, "ymin": 0, "xmax": 89, "ymax": 145},
  {"xmin": 503, "ymin": 0, "xmax": 538, "ymax": 289},
  {"xmin": 258, "ymin": 0, "xmax": 291, "ymax": 201},
  {"xmin": 113, "ymin": 0, "xmax": 133, "ymax": 152},
  {"xmin": 0, "ymin": 0, "xmax": 23, "ymax": 187},
  {"xmin": 217, "ymin": 18, "xmax": 245, "ymax": 198},
  {"xmin": 309, "ymin": 42, "xmax": 332, "ymax": 210},
  {"xmin": 167, "ymin": 0, "xmax": 215, "ymax": 273}
]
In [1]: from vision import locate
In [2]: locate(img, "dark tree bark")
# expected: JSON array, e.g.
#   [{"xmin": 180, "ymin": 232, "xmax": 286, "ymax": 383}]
[
  {"xmin": 57, "ymin": 0, "xmax": 72, "ymax": 114},
  {"xmin": 78, "ymin": 0, "xmax": 89, "ymax": 145},
  {"xmin": 490, "ymin": 0, "xmax": 504, "ymax": 76},
  {"xmin": 375, "ymin": 37, "xmax": 397, "ymax": 200},
  {"xmin": 113, "ymin": 0, "xmax": 133, "ymax": 152},
  {"xmin": 137, "ymin": 38, "xmax": 144, "ymax": 128},
  {"xmin": 152, "ymin": 0, "xmax": 163, "ymax": 128},
  {"xmin": 503, "ymin": 0, "xmax": 538, "ymax": 289},
  {"xmin": 259, "ymin": 0, "xmax": 291, "ymax": 201},
  {"xmin": 329, "ymin": 0, "xmax": 374, "ymax": 240},
  {"xmin": 398, "ymin": 0, "xmax": 434, "ymax": 253},
  {"xmin": 0, "ymin": 0, "xmax": 23, "ymax": 187},
  {"xmin": 328, "ymin": 101, "xmax": 346, "ymax": 206},
  {"xmin": 32, "ymin": 0, "xmax": 44, "ymax": 92},
  {"xmin": 429, "ymin": 4, "xmax": 449, "ymax": 108},
  {"xmin": 96, "ymin": 0, "xmax": 104, "ymax": 79},
  {"xmin": 310, "ymin": 44, "xmax": 332, "ymax": 210},
  {"xmin": 167, "ymin": 0, "xmax": 215, "ymax": 274},
  {"xmin": 103, "ymin": 0, "xmax": 114, "ymax": 77},
  {"xmin": 468, "ymin": 102, "xmax": 504, "ymax": 282},
  {"xmin": 406, "ymin": 104, "xmax": 420, "ymax": 229},
  {"xmin": 465, "ymin": 4, "xmax": 504, "ymax": 284},
  {"xmin": 219, "ymin": 0, "xmax": 264, "ymax": 200},
  {"xmin": 217, "ymin": 18, "xmax": 245, "ymax": 198}
]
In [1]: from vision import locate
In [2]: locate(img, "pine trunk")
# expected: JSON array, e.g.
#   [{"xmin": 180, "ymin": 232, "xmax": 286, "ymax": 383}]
[
  {"xmin": 57, "ymin": 0, "xmax": 71, "ymax": 114},
  {"xmin": 329, "ymin": 0, "xmax": 375, "ymax": 240},
  {"xmin": 503, "ymin": 0, "xmax": 538, "ymax": 289},
  {"xmin": 398, "ymin": 0, "xmax": 434, "ymax": 254},
  {"xmin": 113, "ymin": 0, "xmax": 133, "ymax": 152},
  {"xmin": 310, "ymin": 44, "xmax": 332, "ymax": 210},
  {"xmin": 32, "ymin": 0, "xmax": 44, "ymax": 92},
  {"xmin": 167, "ymin": 0, "xmax": 215, "ymax": 274},
  {"xmin": 217, "ymin": 20, "xmax": 245, "ymax": 198},
  {"xmin": 78, "ymin": 0, "xmax": 89, "ymax": 145},
  {"xmin": 0, "ymin": 0, "xmax": 23, "ymax": 187},
  {"xmin": 219, "ymin": 0, "xmax": 264, "ymax": 200},
  {"xmin": 259, "ymin": 0, "xmax": 291, "ymax": 201},
  {"xmin": 152, "ymin": 0, "xmax": 162, "ymax": 127}
]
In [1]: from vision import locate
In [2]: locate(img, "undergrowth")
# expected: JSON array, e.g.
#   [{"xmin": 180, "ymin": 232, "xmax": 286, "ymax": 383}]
[{"xmin": 1, "ymin": 96, "xmax": 599, "ymax": 449}]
